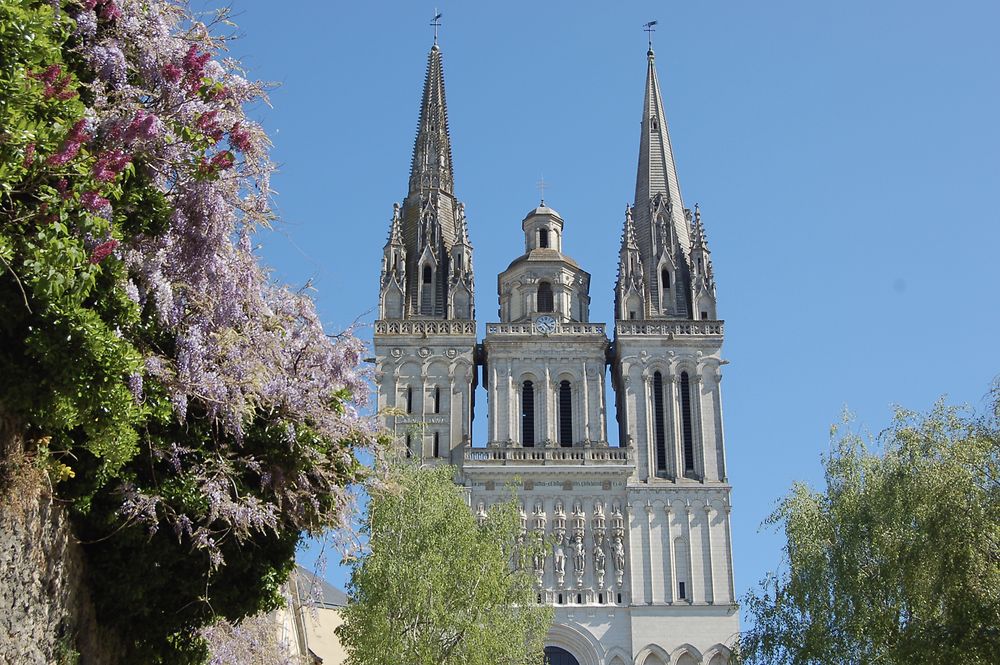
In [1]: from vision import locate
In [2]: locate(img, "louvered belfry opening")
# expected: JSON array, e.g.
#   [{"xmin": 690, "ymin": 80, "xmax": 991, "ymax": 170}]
[
  {"xmin": 558, "ymin": 380, "xmax": 573, "ymax": 447},
  {"xmin": 537, "ymin": 281, "xmax": 554, "ymax": 312},
  {"xmin": 680, "ymin": 371, "xmax": 695, "ymax": 473},
  {"xmin": 521, "ymin": 380, "xmax": 535, "ymax": 447},
  {"xmin": 653, "ymin": 371, "xmax": 667, "ymax": 476}
]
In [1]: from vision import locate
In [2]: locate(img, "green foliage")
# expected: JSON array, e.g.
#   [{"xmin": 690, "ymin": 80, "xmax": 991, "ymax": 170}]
[
  {"xmin": 738, "ymin": 394, "xmax": 1000, "ymax": 664},
  {"xmin": 0, "ymin": 2, "xmax": 371, "ymax": 662},
  {"xmin": 338, "ymin": 463, "xmax": 552, "ymax": 665},
  {"xmin": 0, "ymin": 0, "xmax": 144, "ymax": 488}
]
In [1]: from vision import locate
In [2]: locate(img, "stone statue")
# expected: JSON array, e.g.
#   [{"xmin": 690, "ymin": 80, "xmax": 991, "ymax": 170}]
[
  {"xmin": 553, "ymin": 532, "xmax": 566, "ymax": 585},
  {"xmin": 612, "ymin": 533, "xmax": 626, "ymax": 587},
  {"xmin": 572, "ymin": 531, "xmax": 586, "ymax": 586},
  {"xmin": 593, "ymin": 532, "xmax": 607, "ymax": 587},
  {"xmin": 532, "ymin": 531, "xmax": 546, "ymax": 585}
]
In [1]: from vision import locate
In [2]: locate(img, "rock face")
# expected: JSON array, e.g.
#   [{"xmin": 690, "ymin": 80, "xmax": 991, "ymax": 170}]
[{"xmin": 0, "ymin": 486, "xmax": 121, "ymax": 665}]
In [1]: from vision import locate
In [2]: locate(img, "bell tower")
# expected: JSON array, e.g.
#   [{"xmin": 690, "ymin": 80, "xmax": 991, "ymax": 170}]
[
  {"xmin": 611, "ymin": 48, "xmax": 737, "ymax": 640},
  {"xmin": 374, "ymin": 42, "xmax": 477, "ymax": 464}
]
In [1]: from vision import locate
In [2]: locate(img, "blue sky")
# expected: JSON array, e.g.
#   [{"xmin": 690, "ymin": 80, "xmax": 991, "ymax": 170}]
[{"xmin": 224, "ymin": 0, "xmax": 1000, "ymax": 618}]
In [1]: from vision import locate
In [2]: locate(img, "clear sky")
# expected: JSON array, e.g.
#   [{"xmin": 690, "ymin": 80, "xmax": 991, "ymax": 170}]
[{"xmin": 223, "ymin": 0, "xmax": 1000, "ymax": 619}]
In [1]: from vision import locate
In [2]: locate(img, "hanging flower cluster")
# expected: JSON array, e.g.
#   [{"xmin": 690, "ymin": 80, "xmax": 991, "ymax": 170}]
[{"xmin": 0, "ymin": 0, "xmax": 375, "ymax": 659}]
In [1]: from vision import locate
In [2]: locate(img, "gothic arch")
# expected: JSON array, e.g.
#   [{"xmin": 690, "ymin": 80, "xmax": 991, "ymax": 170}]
[
  {"xmin": 605, "ymin": 645, "xmax": 631, "ymax": 665},
  {"xmin": 545, "ymin": 622, "xmax": 603, "ymax": 665},
  {"xmin": 703, "ymin": 643, "xmax": 733, "ymax": 665},
  {"xmin": 634, "ymin": 644, "xmax": 670, "ymax": 665},
  {"xmin": 670, "ymin": 643, "xmax": 703, "ymax": 665}
]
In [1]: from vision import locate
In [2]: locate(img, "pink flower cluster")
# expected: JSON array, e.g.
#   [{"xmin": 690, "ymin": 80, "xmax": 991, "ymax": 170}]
[
  {"xmin": 81, "ymin": 190, "xmax": 111, "ymax": 214},
  {"xmin": 83, "ymin": 0, "xmax": 122, "ymax": 22},
  {"xmin": 29, "ymin": 64, "xmax": 77, "ymax": 100},
  {"xmin": 92, "ymin": 149, "xmax": 132, "ymax": 181},
  {"xmin": 182, "ymin": 44, "xmax": 211, "ymax": 92},
  {"xmin": 196, "ymin": 110, "xmax": 223, "ymax": 143},
  {"xmin": 89, "ymin": 239, "xmax": 119, "ymax": 264},
  {"xmin": 46, "ymin": 119, "xmax": 90, "ymax": 167}
]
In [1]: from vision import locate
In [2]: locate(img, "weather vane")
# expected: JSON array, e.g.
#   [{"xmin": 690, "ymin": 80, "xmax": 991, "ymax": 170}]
[
  {"xmin": 537, "ymin": 176, "xmax": 548, "ymax": 205},
  {"xmin": 430, "ymin": 10, "xmax": 442, "ymax": 44},
  {"xmin": 643, "ymin": 20, "xmax": 658, "ymax": 51}
]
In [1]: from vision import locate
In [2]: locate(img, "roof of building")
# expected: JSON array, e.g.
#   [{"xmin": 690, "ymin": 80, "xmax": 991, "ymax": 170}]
[
  {"xmin": 505, "ymin": 247, "xmax": 582, "ymax": 272},
  {"xmin": 294, "ymin": 565, "xmax": 348, "ymax": 609}
]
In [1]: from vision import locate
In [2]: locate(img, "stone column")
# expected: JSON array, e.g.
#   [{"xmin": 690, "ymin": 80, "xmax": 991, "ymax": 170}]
[
  {"xmin": 643, "ymin": 374, "xmax": 654, "ymax": 481},
  {"xmin": 685, "ymin": 504, "xmax": 696, "ymax": 603},
  {"xmin": 665, "ymin": 503, "xmax": 675, "ymax": 603},
  {"xmin": 582, "ymin": 361, "xmax": 591, "ymax": 441},
  {"xmin": 693, "ymin": 373, "xmax": 707, "ymax": 479},
  {"xmin": 668, "ymin": 373, "xmax": 682, "ymax": 478},
  {"xmin": 703, "ymin": 504, "xmax": 716, "ymax": 604}
]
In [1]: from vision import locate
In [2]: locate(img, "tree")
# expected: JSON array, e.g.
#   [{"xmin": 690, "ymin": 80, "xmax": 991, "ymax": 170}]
[
  {"xmin": 337, "ymin": 463, "xmax": 552, "ymax": 665},
  {"xmin": 0, "ymin": 1, "xmax": 371, "ymax": 661},
  {"xmin": 738, "ymin": 392, "xmax": 1000, "ymax": 664}
]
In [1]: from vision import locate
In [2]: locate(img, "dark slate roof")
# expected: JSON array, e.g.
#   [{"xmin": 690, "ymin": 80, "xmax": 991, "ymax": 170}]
[{"xmin": 294, "ymin": 565, "xmax": 348, "ymax": 608}]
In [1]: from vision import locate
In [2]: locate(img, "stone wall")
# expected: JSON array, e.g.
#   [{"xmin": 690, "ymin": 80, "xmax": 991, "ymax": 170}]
[{"xmin": 0, "ymin": 484, "xmax": 122, "ymax": 665}]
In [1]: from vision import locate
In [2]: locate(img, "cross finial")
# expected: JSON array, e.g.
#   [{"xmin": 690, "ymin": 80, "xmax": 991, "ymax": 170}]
[
  {"xmin": 536, "ymin": 176, "xmax": 548, "ymax": 205},
  {"xmin": 643, "ymin": 20, "xmax": 658, "ymax": 52},
  {"xmin": 430, "ymin": 10, "xmax": 442, "ymax": 44}
]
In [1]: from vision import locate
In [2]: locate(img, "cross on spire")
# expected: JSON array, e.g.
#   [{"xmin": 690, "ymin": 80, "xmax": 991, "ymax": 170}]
[
  {"xmin": 537, "ymin": 176, "xmax": 549, "ymax": 205},
  {"xmin": 643, "ymin": 20, "xmax": 658, "ymax": 52},
  {"xmin": 430, "ymin": 10, "xmax": 442, "ymax": 44}
]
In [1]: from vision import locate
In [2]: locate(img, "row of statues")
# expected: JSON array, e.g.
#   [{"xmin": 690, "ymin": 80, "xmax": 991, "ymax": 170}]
[{"xmin": 499, "ymin": 499, "xmax": 628, "ymax": 590}]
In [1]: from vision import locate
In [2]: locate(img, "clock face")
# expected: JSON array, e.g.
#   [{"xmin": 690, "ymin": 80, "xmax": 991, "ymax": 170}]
[{"xmin": 535, "ymin": 315, "xmax": 557, "ymax": 335}]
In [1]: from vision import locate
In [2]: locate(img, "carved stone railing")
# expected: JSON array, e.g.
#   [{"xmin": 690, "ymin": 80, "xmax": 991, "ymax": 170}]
[
  {"xmin": 375, "ymin": 319, "xmax": 476, "ymax": 337},
  {"xmin": 463, "ymin": 444, "xmax": 631, "ymax": 466},
  {"xmin": 485, "ymin": 322, "xmax": 606, "ymax": 336},
  {"xmin": 615, "ymin": 320, "xmax": 724, "ymax": 336}
]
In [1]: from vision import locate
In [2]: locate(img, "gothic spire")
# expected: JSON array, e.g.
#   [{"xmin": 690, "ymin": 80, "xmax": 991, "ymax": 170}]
[
  {"xmin": 408, "ymin": 43, "xmax": 454, "ymax": 196},
  {"xmin": 634, "ymin": 47, "xmax": 689, "ymax": 251}
]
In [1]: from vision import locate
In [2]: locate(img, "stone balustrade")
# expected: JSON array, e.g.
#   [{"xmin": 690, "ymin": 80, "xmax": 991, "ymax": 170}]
[
  {"xmin": 485, "ymin": 322, "xmax": 606, "ymax": 336},
  {"xmin": 375, "ymin": 319, "xmax": 476, "ymax": 336},
  {"xmin": 464, "ymin": 443, "xmax": 631, "ymax": 466},
  {"xmin": 614, "ymin": 320, "xmax": 724, "ymax": 336}
]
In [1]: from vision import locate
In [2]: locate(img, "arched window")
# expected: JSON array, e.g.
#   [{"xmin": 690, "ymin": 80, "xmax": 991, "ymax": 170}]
[
  {"xmin": 680, "ymin": 371, "xmax": 695, "ymax": 474},
  {"xmin": 521, "ymin": 381, "xmax": 535, "ymax": 447},
  {"xmin": 558, "ymin": 380, "xmax": 572, "ymax": 447},
  {"xmin": 539, "ymin": 228, "xmax": 550, "ymax": 248},
  {"xmin": 653, "ymin": 372, "xmax": 667, "ymax": 476},
  {"xmin": 433, "ymin": 431, "xmax": 440, "ymax": 458},
  {"xmin": 537, "ymin": 281, "xmax": 554, "ymax": 312},
  {"xmin": 661, "ymin": 268, "xmax": 671, "ymax": 289},
  {"xmin": 544, "ymin": 647, "xmax": 580, "ymax": 665},
  {"xmin": 420, "ymin": 264, "xmax": 434, "ymax": 315},
  {"xmin": 661, "ymin": 268, "xmax": 671, "ymax": 311}
]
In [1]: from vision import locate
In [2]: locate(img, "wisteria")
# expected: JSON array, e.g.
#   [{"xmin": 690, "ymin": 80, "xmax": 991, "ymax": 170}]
[{"xmin": 0, "ymin": 0, "xmax": 375, "ymax": 659}]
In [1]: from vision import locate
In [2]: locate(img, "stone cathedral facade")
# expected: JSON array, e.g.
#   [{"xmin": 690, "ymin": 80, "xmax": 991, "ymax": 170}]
[{"xmin": 373, "ymin": 41, "xmax": 739, "ymax": 665}]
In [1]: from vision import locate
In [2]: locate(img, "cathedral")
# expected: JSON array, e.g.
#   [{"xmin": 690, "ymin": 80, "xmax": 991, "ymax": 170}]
[{"xmin": 373, "ymin": 37, "xmax": 739, "ymax": 665}]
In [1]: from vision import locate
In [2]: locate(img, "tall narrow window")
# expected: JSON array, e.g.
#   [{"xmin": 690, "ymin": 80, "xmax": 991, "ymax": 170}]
[
  {"xmin": 653, "ymin": 371, "xmax": 667, "ymax": 475},
  {"xmin": 661, "ymin": 268, "xmax": 671, "ymax": 311},
  {"xmin": 405, "ymin": 434, "xmax": 412, "ymax": 458},
  {"xmin": 537, "ymin": 281, "xmax": 554, "ymax": 312},
  {"xmin": 433, "ymin": 431, "xmax": 440, "ymax": 458},
  {"xmin": 434, "ymin": 386, "xmax": 440, "ymax": 414},
  {"xmin": 539, "ymin": 228, "xmax": 549, "ymax": 248},
  {"xmin": 558, "ymin": 380, "xmax": 572, "ymax": 447},
  {"xmin": 406, "ymin": 386, "xmax": 413, "ymax": 414},
  {"xmin": 521, "ymin": 381, "xmax": 535, "ymax": 447},
  {"xmin": 680, "ymin": 371, "xmax": 695, "ymax": 473},
  {"xmin": 420, "ymin": 264, "xmax": 434, "ymax": 315},
  {"xmin": 661, "ymin": 268, "xmax": 671, "ymax": 289}
]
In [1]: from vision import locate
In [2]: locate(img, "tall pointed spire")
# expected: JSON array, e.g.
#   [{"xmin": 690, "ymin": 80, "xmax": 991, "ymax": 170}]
[
  {"xmin": 408, "ymin": 44, "xmax": 454, "ymax": 196},
  {"xmin": 624, "ymin": 46, "xmax": 695, "ymax": 320},
  {"xmin": 392, "ymin": 42, "xmax": 473, "ymax": 320},
  {"xmin": 634, "ymin": 46, "xmax": 689, "ymax": 251}
]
